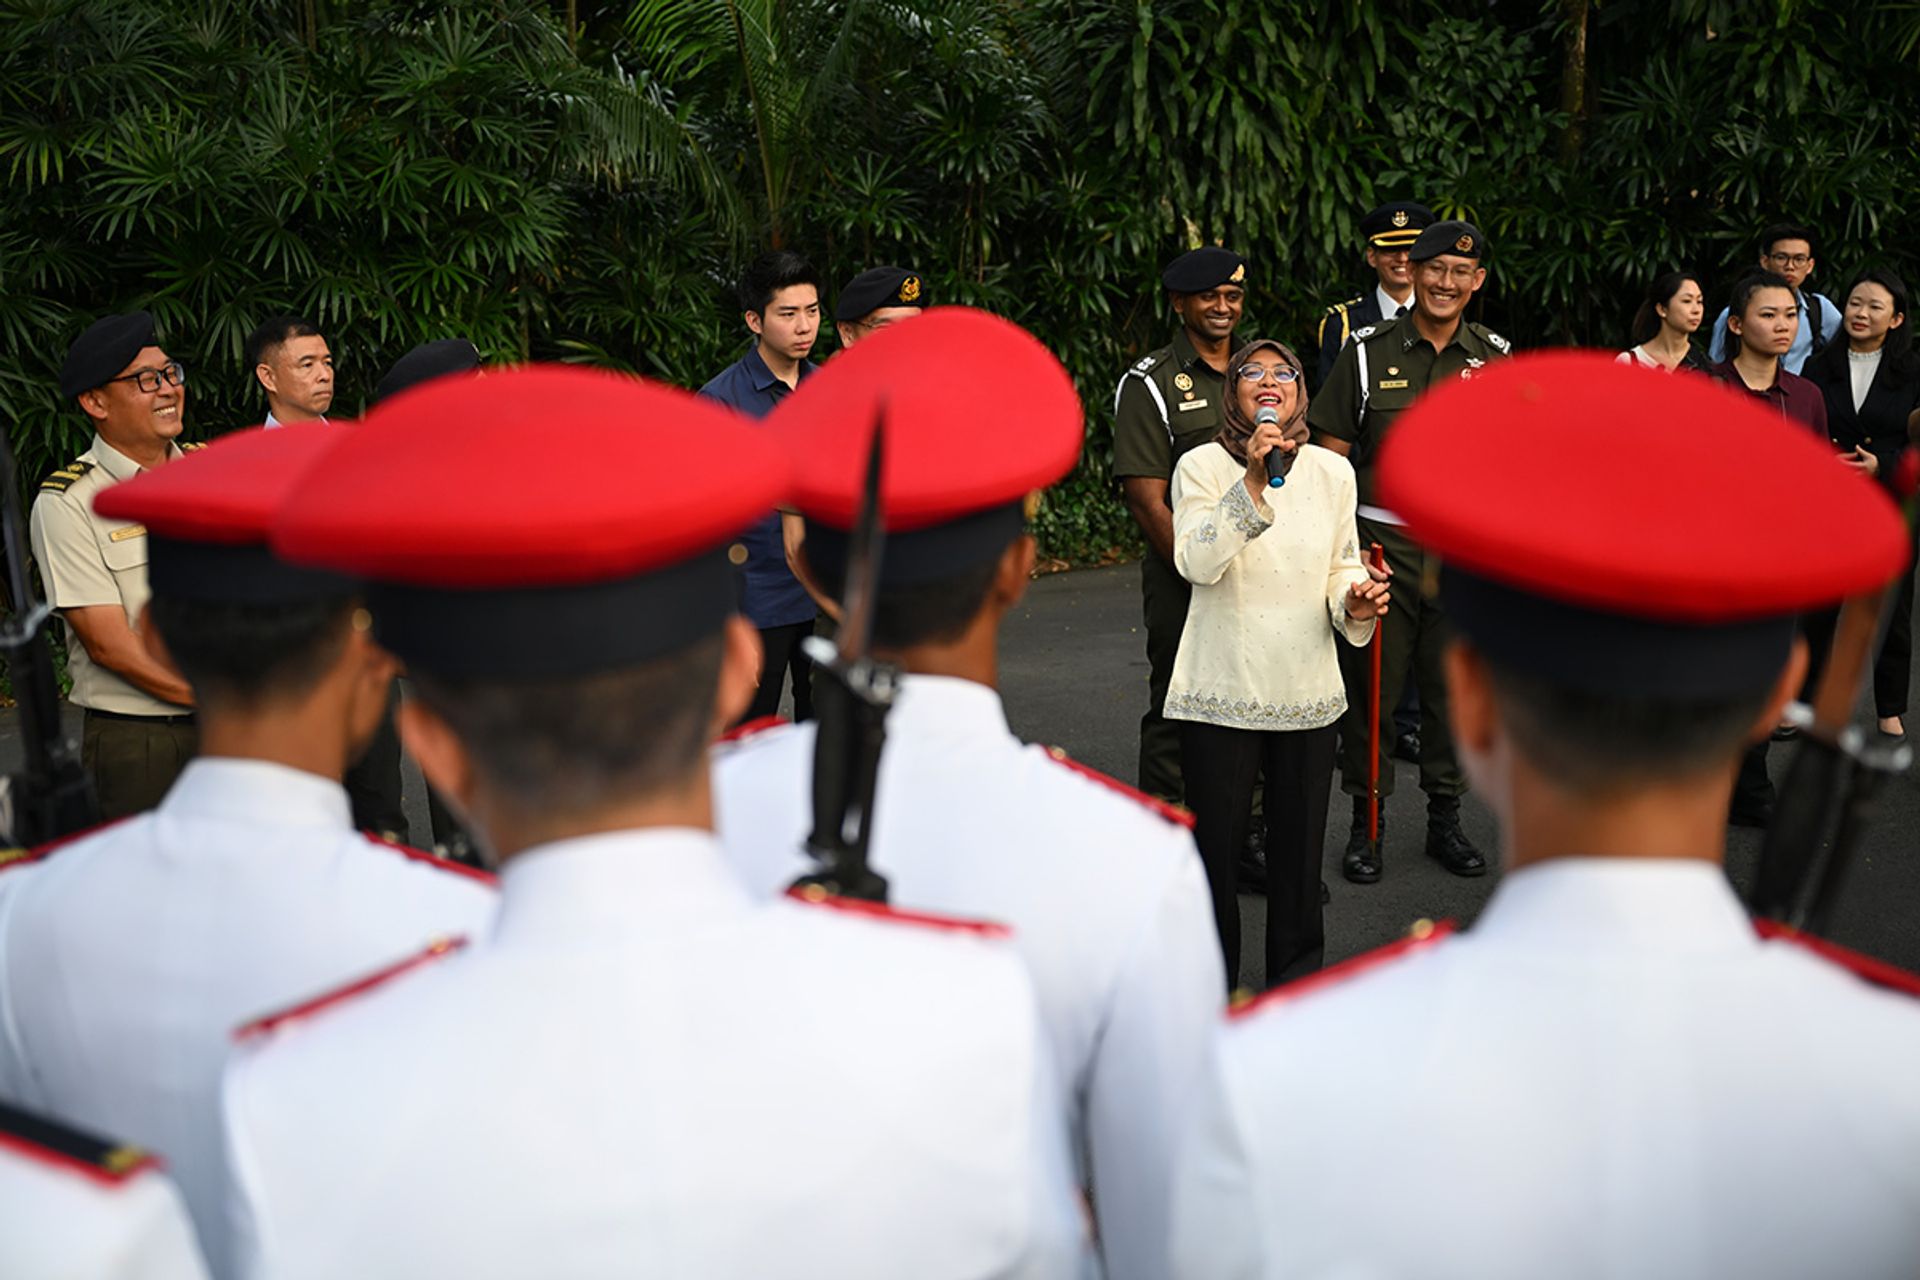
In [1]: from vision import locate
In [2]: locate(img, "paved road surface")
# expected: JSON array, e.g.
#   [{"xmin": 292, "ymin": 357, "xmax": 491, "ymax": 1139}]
[{"xmin": 4, "ymin": 560, "xmax": 1915, "ymax": 989}]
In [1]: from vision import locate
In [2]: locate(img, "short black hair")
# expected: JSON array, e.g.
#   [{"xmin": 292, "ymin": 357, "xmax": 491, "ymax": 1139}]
[
  {"xmin": 809, "ymin": 554, "xmax": 1004, "ymax": 651},
  {"xmin": 408, "ymin": 633, "xmax": 722, "ymax": 819},
  {"xmin": 146, "ymin": 593, "xmax": 357, "ymax": 709},
  {"xmin": 1485, "ymin": 657, "xmax": 1776, "ymax": 793},
  {"xmin": 1758, "ymin": 223, "xmax": 1817, "ymax": 259},
  {"xmin": 1630, "ymin": 270, "xmax": 1701, "ymax": 346},
  {"xmin": 737, "ymin": 250, "xmax": 821, "ymax": 317},
  {"xmin": 245, "ymin": 315, "xmax": 324, "ymax": 372},
  {"xmin": 1721, "ymin": 270, "xmax": 1796, "ymax": 357}
]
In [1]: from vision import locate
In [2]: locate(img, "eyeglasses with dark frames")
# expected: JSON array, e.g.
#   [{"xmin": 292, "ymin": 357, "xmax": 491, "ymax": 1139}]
[{"xmin": 107, "ymin": 362, "xmax": 187, "ymax": 394}]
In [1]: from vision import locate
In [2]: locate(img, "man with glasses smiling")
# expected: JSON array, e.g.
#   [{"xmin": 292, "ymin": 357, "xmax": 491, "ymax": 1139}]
[
  {"xmin": 29, "ymin": 312, "xmax": 200, "ymax": 818},
  {"xmin": 1706, "ymin": 223, "xmax": 1842, "ymax": 374},
  {"xmin": 1310, "ymin": 221, "xmax": 1510, "ymax": 886}
]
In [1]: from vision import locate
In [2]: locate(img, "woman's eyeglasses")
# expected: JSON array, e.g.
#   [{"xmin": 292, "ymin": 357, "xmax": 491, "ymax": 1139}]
[
  {"xmin": 1237, "ymin": 365, "xmax": 1300, "ymax": 384},
  {"xmin": 108, "ymin": 362, "xmax": 187, "ymax": 394}
]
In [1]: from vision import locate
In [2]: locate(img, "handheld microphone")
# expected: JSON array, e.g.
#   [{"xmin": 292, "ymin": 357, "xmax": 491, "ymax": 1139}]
[{"xmin": 1256, "ymin": 406, "xmax": 1287, "ymax": 488}]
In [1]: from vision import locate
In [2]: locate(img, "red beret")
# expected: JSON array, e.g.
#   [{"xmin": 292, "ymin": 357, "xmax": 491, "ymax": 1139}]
[
  {"xmin": 776, "ymin": 307, "xmax": 1083, "ymax": 533},
  {"xmin": 275, "ymin": 365, "xmax": 783, "ymax": 587},
  {"xmin": 271, "ymin": 365, "xmax": 789, "ymax": 678},
  {"xmin": 92, "ymin": 425, "xmax": 354, "ymax": 603},
  {"xmin": 1379, "ymin": 352, "xmax": 1909, "ymax": 622},
  {"xmin": 94, "ymin": 424, "xmax": 341, "ymax": 544},
  {"xmin": 1378, "ymin": 353, "xmax": 1912, "ymax": 696}
]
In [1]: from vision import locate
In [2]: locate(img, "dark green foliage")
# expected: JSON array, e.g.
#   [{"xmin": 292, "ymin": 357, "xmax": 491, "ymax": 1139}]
[{"xmin": 5, "ymin": 0, "xmax": 1918, "ymax": 568}]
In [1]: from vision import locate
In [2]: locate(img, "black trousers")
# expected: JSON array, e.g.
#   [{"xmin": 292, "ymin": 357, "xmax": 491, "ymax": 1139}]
[
  {"xmin": 1139, "ymin": 553, "xmax": 1192, "ymax": 805},
  {"xmin": 1337, "ymin": 522, "xmax": 1463, "ymax": 801},
  {"xmin": 1181, "ymin": 720, "xmax": 1335, "ymax": 992},
  {"xmin": 81, "ymin": 710, "xmax": 195, "ymax": 821},
  {"xmin": 743, "ymin": 620, "xmax": 815, "ymax": 724},
  {"xmin": 1877, "ymin": 548, "xmax": 1915, "ymax": 718}
]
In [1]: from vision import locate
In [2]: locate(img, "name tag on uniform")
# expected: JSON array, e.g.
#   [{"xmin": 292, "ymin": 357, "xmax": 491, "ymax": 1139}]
[
  {"xmin": 108, "ymin": 524, "xmax": 147, "ymax": 542},
  {"xmin": 1177, "ymin": 398, "xmax": 1211, "ymax": 412},
  {"xmin": 1376, "ymin": 379, "xmax": 1410, "ymax": 390}
]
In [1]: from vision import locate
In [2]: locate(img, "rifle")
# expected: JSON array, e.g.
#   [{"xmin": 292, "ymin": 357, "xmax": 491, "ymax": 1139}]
[
  {"xmin": 790, "ymin": 415, "xmax": 897, "ymax": 903},
  {"xmin": 1747, "ymin": 447, "xmax": 1919, "ymax": 933},
  {"xmin": 0, "ymin": 433, "xmax": 98, "ymax": 847}
]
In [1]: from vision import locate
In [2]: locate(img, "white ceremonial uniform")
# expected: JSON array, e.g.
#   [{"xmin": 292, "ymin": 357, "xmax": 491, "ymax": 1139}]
[
  {"xmin": 0, "ymin": 1134, "xmax": 210, "ymax": 1280},
  {"xmin": 1171, "ymin": 858, "xmax": 1920, "ymax": 1280},
  {"xmin": 714, "ymin": 675, "xmax": 1224, "ymax": 1280},
  {"xmin": 0, "ymin": 758, "xmax": 498, "ymax": 1277},
  {"xmin": 220, "ymin": 827, "xmax": 1089, "ymax": 1280}
]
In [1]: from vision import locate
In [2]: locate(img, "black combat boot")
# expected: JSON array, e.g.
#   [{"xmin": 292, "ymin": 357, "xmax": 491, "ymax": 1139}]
[
  {"xmin": 1425, "ymin": 795, "xmax": 1487, "ymax": 877},
  {"xmin": 1342, "ymin": 794, "xmax": 1383, "ymax": 884}
]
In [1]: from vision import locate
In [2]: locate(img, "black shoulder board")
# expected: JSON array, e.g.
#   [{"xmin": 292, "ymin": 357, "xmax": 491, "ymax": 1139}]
[
  {"xmin": 1324, "ymin": 296, "xmax": 1362, "ymax": 316},
  {"xmin": 0, "ymin": 1098, "xmax": 157, "ymax": 1182},
  {"xmin": 39, "ymin": 460, "xmax": 95, "ymax": 493},
  {"xmin": 180, "ymin": 441, "xmax": 206, "ymax": 452},
  {"xmin": 1480, "ymin": 328, "xmax": 1512, "ymax": 354}
]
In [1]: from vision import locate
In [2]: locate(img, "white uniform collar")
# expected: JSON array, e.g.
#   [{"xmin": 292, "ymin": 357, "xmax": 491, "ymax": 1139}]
[
  {"xmin": 888, "ymin": 673, "xmax": 1011, "ymax": 740},
  {"xmin": 1375, "ymin": 284, "xmax": 1412, "ymax": 321},
  {"xmin": 158, "ymin": 757, "xmax": 353, "ymax": 831},
  {"xmin": 1470, "ymin": 856, "xmax": 1758, "ymax": 956},
  {"xmin": 492, "ymin": 827, "xmax": 752, "ymax": 945}
]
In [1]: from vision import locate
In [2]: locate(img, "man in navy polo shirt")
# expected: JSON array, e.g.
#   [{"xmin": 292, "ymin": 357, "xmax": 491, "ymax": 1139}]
[{"xmin": 700, "ymin": 249, "xmax": 824, "ymax": 724}]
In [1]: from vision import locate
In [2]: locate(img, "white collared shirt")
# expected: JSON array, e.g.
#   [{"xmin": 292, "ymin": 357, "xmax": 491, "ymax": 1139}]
[
  {"xmin": 221, "ymin": 826, "xmax": 1089, "ymax": 1280},
  {"xmin": 1375, "ymin": 284, "xmax": 1411, "ymax": 322},
  {"xmin": 0, "ymin": 758, "xmax": 498, "ymax": 1276},
  {"xmin": 1172, "ymin": 857, "xmax": 1920, "ymax": 1279},
  {"xmin": 0, "ymin": 1134, "xmax": 209, "ymax": 1280},
  {"xmin": 713, "ymin": 675, "xmax": 1223, "ymax": 1280},
  {"xmin": 260, "ymin": 412, "xmax": 326, "ymax": 430}
]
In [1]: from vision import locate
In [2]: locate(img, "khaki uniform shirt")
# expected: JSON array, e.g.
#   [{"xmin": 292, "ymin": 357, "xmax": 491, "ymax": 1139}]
[
  {"xmin": 1112, "ymin": 329, "xmax": 1232, "ymax": 484},
  {"xmin": 28, "ymin": 435, "xmax": 191, "ymax": 716},
  {"xmin": 1306, "ymin": 315, "xmax": 1511, "ymax": 510}
]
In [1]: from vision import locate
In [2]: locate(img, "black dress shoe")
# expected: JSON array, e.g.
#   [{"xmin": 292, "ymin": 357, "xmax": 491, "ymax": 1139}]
[
  {"xmin": 1391, "ymin": 729, "xmax": 1421, "ymax": 763},
  {"xmin": 1342, "ymin": 796, "xmax": 1383, "ymax": 884},
  {"xmin": 1424, "ymin": 808, "xmax": 1487, "ymax": 877},
  {"xmin": 1236, "ymin": 827, "xmax": 1268, "ymax": 895}
]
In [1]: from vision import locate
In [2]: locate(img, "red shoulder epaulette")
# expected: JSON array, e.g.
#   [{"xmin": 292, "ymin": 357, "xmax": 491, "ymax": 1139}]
[
  {"xmin": 1230, "ymin": 919, "xmax": 1456, "ymax": 1020},
  {"xmin": 1040, "ymin": 746, "xmax": 1195, "ymax": 830},
  {"xmin": 786, "ymin": 884, "xmax": 1011, "ymax": 939},
  {"xmin": 0, "ymin": 1099, "xmax": 161, "ymax": 1189},
  {"xmin": 0, "ymin": 817, "xmax": 135, "ymax": 877},
  {"xmin": 234, "ymin": 936, "xmax": 468, "ymax": 1041},
  {"xmin": 1755, "ymin": 918, "xmax": 1920, "ymax": 1000},
  {"xmin": 363, "ymin": 834, "xmax": 497, "ymax": 887},
  {"xmin": 717, "ymin": 715, "xmax": 789, "ymax": 746}
]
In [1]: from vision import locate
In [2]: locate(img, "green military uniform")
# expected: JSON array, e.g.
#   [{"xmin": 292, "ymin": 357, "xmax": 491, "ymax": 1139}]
[
  {"xmin": 29, "ymin": 437, "xmax": 200, "ymax": 820},
  {"xmin": 1113, "ymin": 327, "xmax": 1231, "ymax": 804},
  {"xmin": 1308, "ymin": 313, "xmax": 1510, "ymax": 808}
]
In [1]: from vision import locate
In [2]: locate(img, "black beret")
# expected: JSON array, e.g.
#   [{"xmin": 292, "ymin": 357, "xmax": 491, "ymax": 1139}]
[
  {"xmin": 60, "ymin": 311, "xmax": 156, "ymax": 400},
  {"xmin": 1359, "ymin": 201, "xmax": 1436, "ymax": 249},
  {"xmin": 1161, "ymin": 247, "xmax": 1248, "ymax": 294},
  {"xmin": 833, "ymin": 266, "xmax": 927, "ymax": 323},
  {"xmin": 373, "ymin": 339, "xmax": 481, "ymax": 405},
  {"xmin": 1409, "ymin": 220, "xmax": 1489, "ymax": 263}
]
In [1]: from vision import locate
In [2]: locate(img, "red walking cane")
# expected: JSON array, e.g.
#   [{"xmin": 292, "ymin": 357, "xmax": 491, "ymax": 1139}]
[{"xmin": 1367, "ymin": 542, "xmax": 1386, "ymax": 859}]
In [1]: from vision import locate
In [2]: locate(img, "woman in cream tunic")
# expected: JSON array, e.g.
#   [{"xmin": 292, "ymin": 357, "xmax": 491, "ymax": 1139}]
[{"xmin": 1167, "ymin": 337, "xmax": 1389, "ymax": 990}]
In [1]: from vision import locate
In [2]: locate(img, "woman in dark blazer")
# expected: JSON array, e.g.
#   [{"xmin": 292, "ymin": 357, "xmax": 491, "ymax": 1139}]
[{"xmin": 1805, "ymin": 267, "xmax": 1920, "ymax": 743}]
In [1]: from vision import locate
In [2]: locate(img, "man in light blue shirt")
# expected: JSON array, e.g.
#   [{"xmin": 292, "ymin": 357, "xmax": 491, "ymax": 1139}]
[{"xmin": 1706, "ymin": 223, "xmax": 1841, "ymax": 373}]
